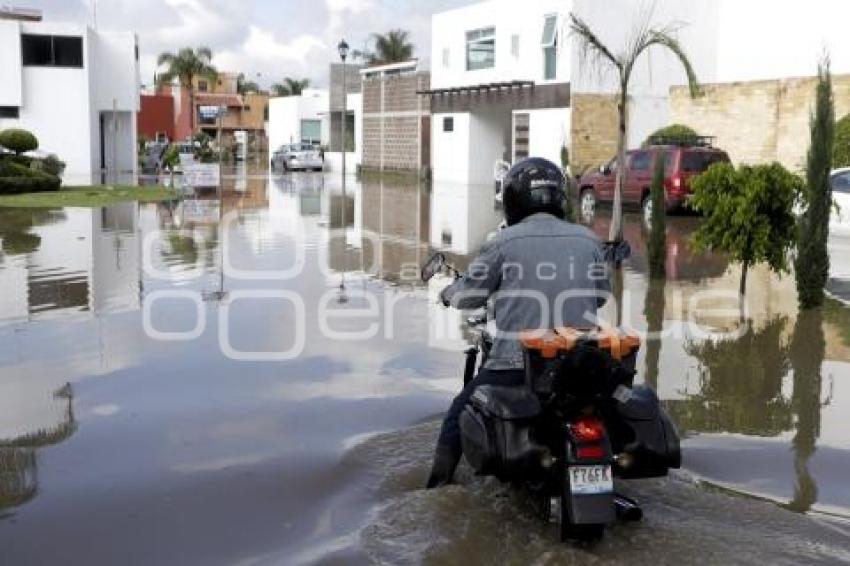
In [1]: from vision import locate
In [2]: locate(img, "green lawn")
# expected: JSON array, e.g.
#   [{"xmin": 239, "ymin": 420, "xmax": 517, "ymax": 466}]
[{"xmin": 0, "ymin": 185, "xmax": 181, "ymax": 208}]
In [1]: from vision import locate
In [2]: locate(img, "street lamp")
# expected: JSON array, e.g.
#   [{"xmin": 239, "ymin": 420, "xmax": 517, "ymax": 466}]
[
  {"xmin": 338, "ymin": 39, "xmax": 349, "ymax": 189},
  {"xmin": 338, "ymin": 39, "xmax": 350, "ymax": 298}
]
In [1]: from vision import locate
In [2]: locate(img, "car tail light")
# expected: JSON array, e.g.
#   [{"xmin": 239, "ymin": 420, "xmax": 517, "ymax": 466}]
[
  {"xmin": 577, "ymin": 445, "xmax": 606, "ymax": 460},
  {"xmin": 672, "ymin": 175, "xmax": 681, "ymax": 189},
  {"xmin": 570, "ymin": 417, "xmax": 606, "ymax": 443}
]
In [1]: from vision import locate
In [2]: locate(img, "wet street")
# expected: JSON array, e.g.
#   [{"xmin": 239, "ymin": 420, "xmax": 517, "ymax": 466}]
[{"xmin": 1, "ymin": 167, "xmax": 850, "ymax": 565}]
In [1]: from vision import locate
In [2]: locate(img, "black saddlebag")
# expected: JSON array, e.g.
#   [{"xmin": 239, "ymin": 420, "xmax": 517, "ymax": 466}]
[
  {"xmin": 459, "ymin": 385, "xmax": 542, "ymax": 481},
  {"xmin": 612, "ymin": 385, "xmax": 681, "ymax": 479}
]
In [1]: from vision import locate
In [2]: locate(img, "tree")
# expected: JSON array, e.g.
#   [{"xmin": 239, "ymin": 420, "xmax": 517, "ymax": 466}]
[
  {"xmin": 647, "ymin": 153, "xmax": 667, "ymax": 279},
  {"xmin": 833, "ymin": 113, "xmax": 850, "ymax": 168},
  {"xmin": 786, "ymin": 308, "xmax": 825, "ymax": 513},
  {"xmin": 156, "ymin": 47, "xmax": 218, "ymax": 132},
  {"xmin": 643, "ymin": 123, "xmax": 698, "ymax": 147},
  {"xmin": 690, "ymin": 162, "xmax": 803, "ymax": 296},
  {"xmin": 0, "ymin": 128, "xmax": 38, "ymax": 155},
  {"xmin": 271, "ymin": 78, "xmax": 310, "ymax": 97},
  {"xmin": 237, "ymin": 73, "xmax": 262, "ymax": 95},
  {"xmin": 569, "ymin": 13, "xmax": 700, "ymax": 244},
  {"xmin": 796, "ymin": 57, "xmax": 835, "ymax": 309},
  {"xmin": 369, "ymin": 29, "xmax": 414, "ymax": 66}
]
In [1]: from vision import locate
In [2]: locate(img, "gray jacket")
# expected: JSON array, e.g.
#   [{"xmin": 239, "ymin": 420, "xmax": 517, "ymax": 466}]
[{"xmin": 441, "ymin": 213, "xmax": 611, "ymax": 369}]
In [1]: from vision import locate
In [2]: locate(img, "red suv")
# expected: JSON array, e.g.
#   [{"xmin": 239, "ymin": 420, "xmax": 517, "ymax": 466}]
[{"xmin": 577, "ymin": 143, "xmax": 730, "ymax": 222}]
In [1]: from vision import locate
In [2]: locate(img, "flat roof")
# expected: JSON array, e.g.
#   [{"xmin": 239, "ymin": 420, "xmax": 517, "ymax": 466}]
[{"xmin": 417, "ymin": 80, "xmax": 534, "ymax": 96}]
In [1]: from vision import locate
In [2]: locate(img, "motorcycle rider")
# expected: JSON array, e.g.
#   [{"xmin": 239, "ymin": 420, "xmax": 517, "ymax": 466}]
[{"xmin": 427, "ymin": 157, "xmax": 611, "ymax": 488}]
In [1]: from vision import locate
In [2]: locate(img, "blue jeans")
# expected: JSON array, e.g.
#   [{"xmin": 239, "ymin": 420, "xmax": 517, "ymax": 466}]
[{"xmin": 436, "ymin": 368, "xmax": 526, "ymax": 460}]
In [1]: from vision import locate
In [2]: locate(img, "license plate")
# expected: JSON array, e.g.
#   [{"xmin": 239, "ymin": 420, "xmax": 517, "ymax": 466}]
[{"xmin": 568, "ymin": 465, "xmax": 613, "ymax": 495}]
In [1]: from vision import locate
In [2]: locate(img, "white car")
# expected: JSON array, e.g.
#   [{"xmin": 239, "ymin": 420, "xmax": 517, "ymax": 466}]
[
  {"xmin": 271, "ymin": 143, "xmax": 323, "ymax": 172},
  {"xmin": 830, "ymin": 168, "xmax": 850, "ymax": 234}
]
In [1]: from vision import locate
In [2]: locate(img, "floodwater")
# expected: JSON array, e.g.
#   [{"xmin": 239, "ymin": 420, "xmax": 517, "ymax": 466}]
[{"xmin": 1, "ymin": 166, "xmax": 849, "ymax": 565}]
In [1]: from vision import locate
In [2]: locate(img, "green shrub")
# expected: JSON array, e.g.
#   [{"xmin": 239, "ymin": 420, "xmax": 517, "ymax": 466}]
[
  {"xmin": 0, "ymin": 128, "xmax": 39, "ymax": 155},
  {"xmin": 0, "ymin": 161, "xmax": 61, "ymax": 194},
  {"xmin": 30, "ymin": 154, "xmax": 66, "ymax": 177},
  {"xmin": 644, "ymin": 124, "xmax": 699, "ymax": 146},
  {"xmin": 162, "ymin": 144, "xmax": 180, "ymax": 170},
  {"xmin": 0, "ymin": 175, "xmax": 61, "ymax": 194},
  {"xmin": 833, "ymin": 113, "xmax": 850, "ymax": 168}
]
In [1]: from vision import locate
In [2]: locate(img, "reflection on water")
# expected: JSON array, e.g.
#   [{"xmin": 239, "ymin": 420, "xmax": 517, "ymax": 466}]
[
  {"xmin": 1, "ymin": 168, "xmax": 850, "ymax": 563},
  {"xmin": 1, "ymin": 383, "xmax": 76, "ymax": 512}
]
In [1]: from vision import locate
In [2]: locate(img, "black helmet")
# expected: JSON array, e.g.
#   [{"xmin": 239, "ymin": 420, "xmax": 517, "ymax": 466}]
[{"xmin": 502, "ymin": 157, "xmax": 567, "ymax": 226}]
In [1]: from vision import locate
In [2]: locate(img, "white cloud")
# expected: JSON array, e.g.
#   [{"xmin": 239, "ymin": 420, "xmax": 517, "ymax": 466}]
[{"xmin": 325, "ymin": 0, "xmax": 377, "ymax": 41}]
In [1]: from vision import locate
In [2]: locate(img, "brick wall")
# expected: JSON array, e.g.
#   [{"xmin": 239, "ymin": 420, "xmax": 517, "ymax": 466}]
[
  {"xmin": 570, "ymin": 93, "xmax": 619, "ymax": 174},
  {"xmin": 362, "ymin": 71, "xmax": 430, "ymax": 171},
  {"xmin": 670, "ymin": 75, "xmax": 850, "ymax": 171}
]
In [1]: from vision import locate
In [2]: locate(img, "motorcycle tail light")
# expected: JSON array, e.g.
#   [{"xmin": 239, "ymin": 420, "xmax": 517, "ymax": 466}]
[
  {"xmin": 570, "ymin": 417, "xmax": 605, "ymax": 443},
  {"xmin": 577, "ymin": 445, "xmax": 606, "ymax": 460},
  {"xmin": 672, "ymin": 175, "xmax": 681, "ymax": 189}
]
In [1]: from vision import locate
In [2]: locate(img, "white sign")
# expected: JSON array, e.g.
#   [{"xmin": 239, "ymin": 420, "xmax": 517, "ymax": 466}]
[
  {"xmin": 183, "ymin": 164, "xmax": 220, "ymax": 188},
  {"xmin": 199, "ymin": 105, "xmax": 225, "ymax": 120}
]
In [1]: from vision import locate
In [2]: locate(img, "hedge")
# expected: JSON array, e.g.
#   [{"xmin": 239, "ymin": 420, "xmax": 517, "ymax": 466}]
[{"xmin": 0, "ymin": 161, "xmax": 61, "ymax": 194}]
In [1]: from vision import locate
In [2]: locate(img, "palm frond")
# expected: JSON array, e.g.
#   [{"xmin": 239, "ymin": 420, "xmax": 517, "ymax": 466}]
[
  {"xmin": 644, "ymin": 28, "xmax": 701, "ymax": 97},
  {"xmin": 568, "ymin": 13, "xmax": 621, "ymax": 73}
]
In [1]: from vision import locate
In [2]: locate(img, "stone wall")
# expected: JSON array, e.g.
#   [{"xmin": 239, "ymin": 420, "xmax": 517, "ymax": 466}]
[
  {"xmin": 570, "ymin": 93, "xmax": 619, "ymax": 174},
  {"xmin": 362, "ymin": 71, "xmax": 430, "ymax": 171},
  {"xmin": 670, "ymin": 75, "xmax": 850, "ymax": 171}
]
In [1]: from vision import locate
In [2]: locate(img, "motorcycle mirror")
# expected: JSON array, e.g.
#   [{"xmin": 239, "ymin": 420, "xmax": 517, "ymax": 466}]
[{"xmin": 421, "ymin": 252, "xmax": 446, "ymax": 282}]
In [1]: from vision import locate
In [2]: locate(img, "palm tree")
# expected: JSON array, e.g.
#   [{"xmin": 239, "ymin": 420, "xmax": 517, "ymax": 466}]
[
  {"xmin": 237, "ymin": 73, "xmax": 262, "ymax": 95},
  {"xmin": 157, "ymin": 47, "xmax": 218, "ymax": 132},
  {"xmin": 369, "ymin": 29, "xmax": 414, "ymax": 66},
  {"xmin": 271, "ymin": 78, "xmax": 310, "ymax": 97},
  {"xmin": 569, "ymin": 13, "xmax": 700, "ymax": 244}
]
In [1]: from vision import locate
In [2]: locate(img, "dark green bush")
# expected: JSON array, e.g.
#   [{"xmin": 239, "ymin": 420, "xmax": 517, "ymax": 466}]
[
  {"xmin": 0, "ymin": 162, "xmax": 61, "ymax": 194},
  {"xmin": 833, "ymin": 113, "xmax": 850, "ymax": 169},
  {"xmin": 0, "ymin": 128, "xmax": 39, "ymax": 155},
  {"xmin": 644, "ymin": 124, "xmax": 699, "ymax": 146},
  {"xmin": 30, "ymin": 154, "xmax": 66, "ymax": 177}
]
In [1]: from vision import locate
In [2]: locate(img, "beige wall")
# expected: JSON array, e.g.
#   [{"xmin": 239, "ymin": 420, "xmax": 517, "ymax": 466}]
[
  {"xmin": 570, "ymin": 93, "xmax": 619, "ymax": 174},
  {"xmin": 362, "ymin": 71, "xmax": 430, "ymax": 171},
  {"xmin": 671, "ymin": 75, "xmax": 850, "ymax": 171}
]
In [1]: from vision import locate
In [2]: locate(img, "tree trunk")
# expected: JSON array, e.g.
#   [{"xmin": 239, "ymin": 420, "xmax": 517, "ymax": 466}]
[
  {"xmin": 609, "ymin": 88, "xmax": 628, "ymax": 244},
  {"xmin": 189, "ymin": 83, "xmax": 195, "ymax": 134},
  {"xmin": 740, "ymin": 261, "xmax": 749, "ymax": 297}
]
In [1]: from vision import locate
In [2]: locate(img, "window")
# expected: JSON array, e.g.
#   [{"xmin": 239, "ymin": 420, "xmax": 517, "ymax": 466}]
[
  {"xmin": 22, "ymin": 34, "xmax": 83, "ymax": 67},
  {"xmin": 511, "ymin": 34, "xmax": 520, "ymax": 59},
  {"xmin": 442, "ymin": 48, "xmax": 450, "ymax": 68},
  {"xmin": 681, "ymin": 151, "xmax": 728, "ymax": 173},
  {"xmin": 443, "ymin": 117, "xmax": 454, "ymax": 132},
  {"xmin": 0, "ymin": 107, "xmax": 20, "ymax": 119},
  {"xmin": 628, "ymin": 151, "xmax": 652, "ymax": 171},
  {"xmin": 198, "ymin": 80, "xmax": 208, "ymax": 93},
  {"xmin": 832, "ymin": 172, "xmax": 850, "ymax": 194},
  {"xmin": 301, "ymin": 119, "xmax": 322, "ymax": 145},
  {"xmin": 542, "ymin": 14, "xmax": 558, "ymax": 80},
  {"xmin": 466, "ymin": 27, "xmax": 495, "ymax": 71},
  {"xmin": 513, "ymin": 113, "xmax": 529, "ymax": 161}
]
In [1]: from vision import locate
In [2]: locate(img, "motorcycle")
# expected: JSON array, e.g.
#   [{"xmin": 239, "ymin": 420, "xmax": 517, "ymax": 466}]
[{"xmin": 421, "ymin": 252, "xmax": 681, "ymax": 542}]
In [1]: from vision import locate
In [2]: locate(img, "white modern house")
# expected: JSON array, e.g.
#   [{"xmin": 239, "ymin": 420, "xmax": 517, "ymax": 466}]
[
  {"xmin": 426, "ymin": 0, "xmax": 718, "ymax": 185},
  {"xmin": 267, "ymin": 88, "xmax": 330, "ymax": 155},
  {"xmin": 0, "ymin": 9, "xmax": 140, "ymax": 183}
]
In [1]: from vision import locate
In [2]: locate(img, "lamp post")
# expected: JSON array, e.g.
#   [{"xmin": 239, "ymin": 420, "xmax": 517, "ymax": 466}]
[
  {"xmin": 338, "ymin": 39, "xmax": 349, "ymax": 193},
  {"xmin": 337, "ymin": 39, "xmax": 350, "ymax": 302}
]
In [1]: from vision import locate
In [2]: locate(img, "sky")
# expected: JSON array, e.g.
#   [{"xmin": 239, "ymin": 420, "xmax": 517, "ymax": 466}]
[{"xmin": 21, "ymin": 0, "xmax": 473, "ymax": 90}]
